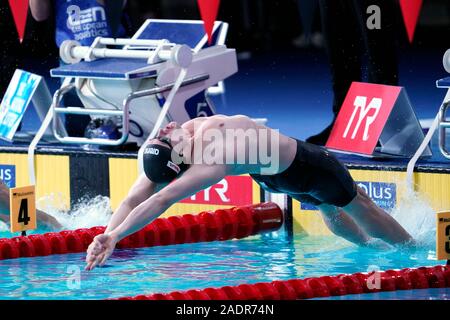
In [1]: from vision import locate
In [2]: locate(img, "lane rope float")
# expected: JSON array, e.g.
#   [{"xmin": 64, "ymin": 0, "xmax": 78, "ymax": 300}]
[
  {"xmin": 0, "ymin": 202, "xmax": 283, "ymax": 260},
  {"xmin": 115, "ymin": 265, "xmax": 450, "ymax": 300}
]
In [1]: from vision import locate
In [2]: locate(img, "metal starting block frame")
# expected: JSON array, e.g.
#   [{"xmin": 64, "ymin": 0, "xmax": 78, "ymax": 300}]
[
  {"xmin": 406, "ymin": 49, "xmax": 450, "ymax": 187},
  {"xmin": 51, "ymin": 72, "xmax": 210, "ymax": 146},
  {"xmin": 49, "ymin": 19, "xmax": 234, "ymax": 146},
  {"xmin": 60, "ymin": 38, "xmax": 192, "ymax": 67},
  {"xmin": 439, "ymin": 49, "xmax": 450, "ymax": 158},
  {"xmin": 437, "ymin": 77, "xmax": 450, "ymax": 159}
]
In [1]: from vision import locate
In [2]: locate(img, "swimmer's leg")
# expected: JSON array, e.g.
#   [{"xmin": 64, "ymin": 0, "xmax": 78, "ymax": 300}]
[
  {"xmin": 318, "ymin": 204, "xmax": 371, "ymax": 246},
  {"xmin": 342, "ymin": 186, "xmax": 413, "ymax": 246}
]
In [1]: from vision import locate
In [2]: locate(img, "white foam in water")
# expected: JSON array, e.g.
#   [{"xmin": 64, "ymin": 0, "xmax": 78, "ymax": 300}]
[
  {"xmin": 37, "ymin": 194, "xmax": 113, "ymax": 230},
  {"xmin": 0, "ymin": 221, "xmax": 8, "ymax": 232},
  {"xmin": 390, "ymin": 188, "xmax": 436, "ymax": 247}
]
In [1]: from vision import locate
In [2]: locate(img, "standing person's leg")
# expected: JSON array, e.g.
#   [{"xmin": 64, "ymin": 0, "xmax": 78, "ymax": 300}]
[
  {"xmin": 308, "ymin": 0, "xmax": 363, "ymax": 145},
  {"xmin": 353, "ymin": 0, "xmax": 399, "ymax": 86},
  {"xmin": 342, "ymin": 186, "xmax": 413, "ymax": 245},
  {"xmin": 219, "ymin": 0, "xmax": 253, "ymax": 58}
]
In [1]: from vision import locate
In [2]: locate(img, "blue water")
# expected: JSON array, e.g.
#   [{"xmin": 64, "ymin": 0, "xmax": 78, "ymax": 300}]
[{"xmin": 0, "ymin": 232, "xmax": 446, "ymax": 300}]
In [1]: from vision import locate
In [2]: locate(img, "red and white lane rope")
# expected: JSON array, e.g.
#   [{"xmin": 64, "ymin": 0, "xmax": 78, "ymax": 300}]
[
  {"xmin": 115, "ymin": 265, "xmax": 450, "ymax": 300},
  {"xmin": 0, "ymin": 202, "xmax": 283, "ymax": 260}
]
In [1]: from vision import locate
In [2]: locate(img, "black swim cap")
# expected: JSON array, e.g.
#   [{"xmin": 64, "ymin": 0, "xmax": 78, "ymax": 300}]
[{"xmin": 143, "ymin": 138, "xmax": 188, "ymax": 183}]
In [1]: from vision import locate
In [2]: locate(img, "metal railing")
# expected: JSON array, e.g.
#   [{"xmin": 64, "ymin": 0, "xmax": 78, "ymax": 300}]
[
  {"xmin": 438, "ymin": 101, "xmax": 450, "ymax": 159},
  {"xmin": 51, "ymin": 74, "xmax": 210, "ymax": 146}
]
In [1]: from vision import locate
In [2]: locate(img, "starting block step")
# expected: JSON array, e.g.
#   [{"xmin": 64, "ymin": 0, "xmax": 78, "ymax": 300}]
[{"xmin": 437, "ymin": 77, "xmax": 450, "ymax": 88}]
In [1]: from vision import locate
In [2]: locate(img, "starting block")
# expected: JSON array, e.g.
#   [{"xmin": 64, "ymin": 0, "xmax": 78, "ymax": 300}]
[
  {"xmin": 24, "ymin": 19, "xmax": 238, "ymax": 184},
  {"xmin": 48, "ymin": 19, "xmax": 236, "ymax": 147},
  {"xmin": 404, "ymin": 49, "xmax": 450, "ymax": 187},
  {"xmin": 326, "ymin": 81, "xmax": 431, "ymax": 158},
  {"xmin": 436, "ymin": 70, "xmax": 450, "ymax": 159}
]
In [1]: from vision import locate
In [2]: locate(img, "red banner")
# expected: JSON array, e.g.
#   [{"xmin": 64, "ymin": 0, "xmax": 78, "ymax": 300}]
[
  {"xmin": 8, "ymin": 0, "xmax": 29, "ymax": 43},
  {"xmin": 180, "ymin": 175, "xmax": 254, "ymax": 206},
  {"xmin": 399, "ymin": 0, "xmax": 423, "ymax": 43},
  {"xmin": 197, "ymin": 0, "xmax": 221, "ymax": 44}
]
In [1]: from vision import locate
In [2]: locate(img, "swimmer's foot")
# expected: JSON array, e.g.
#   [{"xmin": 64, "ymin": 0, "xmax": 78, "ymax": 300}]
[
  {"xmin": 362, "ymin": 238, "xmax": 392, "ymax": 250},
  {"xmin": 306, "ymin": 123, "xmax": 334, "ymax": 146},
  {"xmin": 394, "ymin": 237, "xmax": 417, "ymax": 249},
  {"xmin": 362, "ymin": 236, "xmax": 417, "ymax": 251}
]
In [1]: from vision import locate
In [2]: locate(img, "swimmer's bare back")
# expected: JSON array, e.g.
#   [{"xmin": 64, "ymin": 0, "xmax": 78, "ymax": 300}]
[{"xmin": 178, "ymin": 114, "xmax": 297, "ymax": 175}]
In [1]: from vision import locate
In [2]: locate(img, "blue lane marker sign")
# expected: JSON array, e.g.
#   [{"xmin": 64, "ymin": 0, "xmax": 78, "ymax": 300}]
[{"xmin": 0, "ymin": 165, "xmax": 16, "ymax": 188}]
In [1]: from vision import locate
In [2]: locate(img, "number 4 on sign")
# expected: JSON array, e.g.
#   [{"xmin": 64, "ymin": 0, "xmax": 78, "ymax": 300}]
[{"xmin": 9, "ymin": 185, "xmax": 37, "ymax": 234}]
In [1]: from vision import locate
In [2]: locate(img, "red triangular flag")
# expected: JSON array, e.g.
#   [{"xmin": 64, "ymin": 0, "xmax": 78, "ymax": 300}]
[
  {"xmin": 399, "ymin": 0, "xmax": 423, "ymax": 43},
  {"xmin": 8, "ymin": 0, "xmax": 29, "ymax": 43},
  {"xmin": 197, "ymin": 0, "xmax": 221, "ymax": 44}
]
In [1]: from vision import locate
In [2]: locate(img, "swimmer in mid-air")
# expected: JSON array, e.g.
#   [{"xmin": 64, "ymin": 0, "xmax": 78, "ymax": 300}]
[{"xmin": 86, "ymin": 115, "xmax": 413, "ymax": 270}]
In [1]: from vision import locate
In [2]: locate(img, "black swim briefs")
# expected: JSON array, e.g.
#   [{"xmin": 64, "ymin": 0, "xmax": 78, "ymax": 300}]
[{"xmin": 250, "ymin": 139, "xmax": 357, "ymax": 207}]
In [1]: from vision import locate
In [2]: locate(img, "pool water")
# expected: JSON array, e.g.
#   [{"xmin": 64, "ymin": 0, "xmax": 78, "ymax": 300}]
[{"xmin": 0, "ymin": 231, "xmax": 446, "ymax": 300}]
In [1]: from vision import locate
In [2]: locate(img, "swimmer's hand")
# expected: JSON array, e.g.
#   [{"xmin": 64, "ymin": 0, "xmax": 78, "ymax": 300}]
[{"xmin": 85, "ymin": 233, "xmax": 118, "ymax": 271}]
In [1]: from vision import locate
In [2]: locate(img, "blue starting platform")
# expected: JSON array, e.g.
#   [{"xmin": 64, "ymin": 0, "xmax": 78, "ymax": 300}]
[{"xmin": 437, "ymin": 77, "xmax": 450, "ymax": 88}]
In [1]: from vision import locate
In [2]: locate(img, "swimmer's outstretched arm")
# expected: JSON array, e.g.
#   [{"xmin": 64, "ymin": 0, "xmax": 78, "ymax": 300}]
[
  {"xmin": 104, "ymin": 174, "xmax": 165, "ymax": 234},
  {"xmin": 85, "ymin": 165, "xmax": 227, "ymax": 270}
]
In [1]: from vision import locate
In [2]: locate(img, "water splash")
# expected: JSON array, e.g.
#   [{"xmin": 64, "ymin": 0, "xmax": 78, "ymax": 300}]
[
  {"xmin": 37, "ymin": 194, "xmax": 113, "ymax": 230},
  {"xmin": 0, "ymin": 221, "xmax": 7, "ymax": 232},
  {"xmin": 390, "ymin": 188, "xmax": 436, "ymax": 247}
]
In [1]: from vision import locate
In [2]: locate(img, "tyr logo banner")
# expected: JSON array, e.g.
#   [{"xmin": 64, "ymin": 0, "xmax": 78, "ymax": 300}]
[
  {"xmin": 180, "ymin": 175, "xmax": 254, "ymax": 206},
  {"xmin": 326, "ymin": 82, "xmax": 401, "ymax": 155}
]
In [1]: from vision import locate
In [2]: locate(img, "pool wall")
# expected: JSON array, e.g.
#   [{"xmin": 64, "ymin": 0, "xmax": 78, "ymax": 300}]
[{"xmin": 0, "ymin": 147, "xmax": 449, "ymax": 237}]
